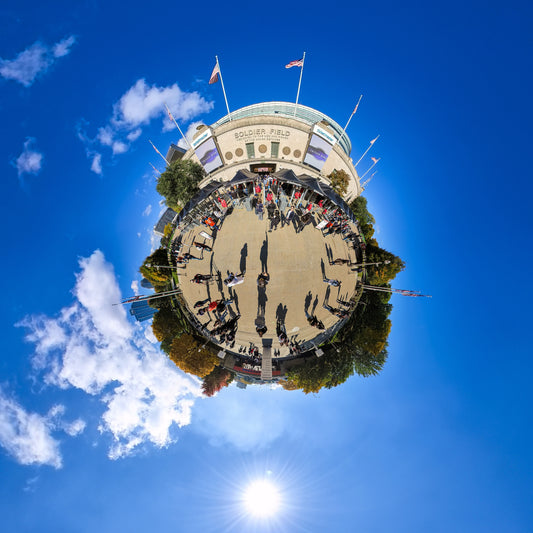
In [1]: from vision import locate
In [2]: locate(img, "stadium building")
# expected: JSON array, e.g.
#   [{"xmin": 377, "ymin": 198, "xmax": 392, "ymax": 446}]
[{"xmin": 156, "ymin": 101, "xmax": 367, "ymax": 384}]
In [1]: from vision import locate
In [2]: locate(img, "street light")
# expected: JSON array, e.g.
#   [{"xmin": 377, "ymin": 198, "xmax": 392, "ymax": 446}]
[{"xmin": 352, "ymin": 260, "xmax": 391, "ymax": 268}]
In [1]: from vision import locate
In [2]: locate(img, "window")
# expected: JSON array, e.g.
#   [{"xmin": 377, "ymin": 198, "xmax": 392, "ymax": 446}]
[
  {"xmin": 271, "ymin": 142, "xmax": 279, "ymax": 158},
  {"xmin": 246, "ymin": 143, "xmax": 255, "ymax": 158}
]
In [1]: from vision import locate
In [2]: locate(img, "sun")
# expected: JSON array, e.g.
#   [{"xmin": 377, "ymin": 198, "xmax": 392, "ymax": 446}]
[{"xmin": 243, "ymin": 479, "xmax": 281, "ymax": 517}]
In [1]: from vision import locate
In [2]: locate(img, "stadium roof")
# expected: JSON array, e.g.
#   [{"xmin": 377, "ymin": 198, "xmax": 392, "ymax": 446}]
[{"xmin": 210, "ymin": 102, "xmax": 352, "ymax": 156}]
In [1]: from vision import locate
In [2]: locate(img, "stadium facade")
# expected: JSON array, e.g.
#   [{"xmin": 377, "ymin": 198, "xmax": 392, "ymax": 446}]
[{"xmin": 155, "ymin": 101, "xmax": 366, "ymax": 384}]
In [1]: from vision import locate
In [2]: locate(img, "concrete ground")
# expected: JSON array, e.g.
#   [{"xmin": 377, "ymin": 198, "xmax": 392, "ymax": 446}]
[{"xmin": 176, "ymin": 206, "xmax": 360, "ymax": 357}]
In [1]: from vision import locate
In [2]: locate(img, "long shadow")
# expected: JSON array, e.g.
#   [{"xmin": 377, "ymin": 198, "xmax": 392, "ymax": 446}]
[
  {"xmin": 276, "ymin": 303, "xmax": 288, "ymax": 323},
  {"xmin": 257, "ymin": 285, "xmax": 268, "ymax": 316},
  {"xmin": 231, "ymin": 290, "xmax": 241, "ymax": 315},
  {"xmin": 311, "ymin": 294, "xmax": 319, "ymax": 315},
  {"xmin": 260, "ymin": 233, "xmax": 268, "ymax": 273},
  {"xmin": 325, "ymin": 243, "xmax": 333, "ymax": 263},
  {"xmin": 320, "ymin": 258, "xmax": 326, "ymax": 279},
  {"xmin": 304, "ymin": 291, "xmax": 312, "ymax": 314},
  {"xmin": 239, "ymin": 243, "xmax": 248, "ymax": 274},
  {"xmin": 323, "ymin": 285, "xmax": 331, "ymax": 305},
  {"xmin": 210, "ymin": 251, "xmax": 215, "ymax": 276},
  {"xmin": 215, "ymin": 272, "xmax": 224, "ymax": 295}
]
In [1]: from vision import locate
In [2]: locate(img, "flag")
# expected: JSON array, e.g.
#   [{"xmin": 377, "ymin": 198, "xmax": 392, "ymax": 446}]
[
  {"xmin": 370, "ymin": 135, "xmax": 379, "ymax": 145},
  {"xmin": 351, "ymin": 94, "xmax": 363, "ymax": 115},
  {"xmin": 285, "ymin": 58, "xmax": 304, "ymax": 69},
  {"xmin": 371, "ymin": 157, "xmax": 380, "ymax": 164},
  {"xmin": 149, "ymin": 140, "xmax": 169, "ymax": 164},
  {"xmin": 165, "ymin": 104, "xmax": 175, "ymax": 122},
  {"xmin": 209, "ymin": 62, "xmax": 220, "ymax": 84}
]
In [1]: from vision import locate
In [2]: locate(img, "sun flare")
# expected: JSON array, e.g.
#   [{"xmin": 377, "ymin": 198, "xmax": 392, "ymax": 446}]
[{"xmin": 243, "ymin": 479, "xmax": 281, "ymax": 517}]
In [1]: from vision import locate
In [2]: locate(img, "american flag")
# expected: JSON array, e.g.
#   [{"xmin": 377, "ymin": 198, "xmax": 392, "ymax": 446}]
[
  {"xmin": 285, "ymin": 58, "xmax": 304, "ymax": 69},
  {"xmin": 209, "ymin": 62, "xmax": 220, "ymax": 84}
]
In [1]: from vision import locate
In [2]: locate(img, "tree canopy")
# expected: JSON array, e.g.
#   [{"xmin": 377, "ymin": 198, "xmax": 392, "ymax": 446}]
[
  {"xmin": 349, "ymin": 196, "xmax": 375, "ymax": 241},
  {"xmin": 152, "ymin": 306, "xmax": 184, "ymax": 342},
  {"xmin": 169, "ymin": 334, "xmax": 219, "ymax": 378},
  {"xmin": 328, "ymin": 169, "xmax": 350, "ymax": 197},
  {"xmin": 201, "ymin": 366, "xmax": 233, "ymax": 397},
  {"xmin": 139, "ymin": 248, "xmax": 172, "ymax": 290},
  {"xmin": 156, "ymin": 160, "xmax": 205, "ymax": 210}
]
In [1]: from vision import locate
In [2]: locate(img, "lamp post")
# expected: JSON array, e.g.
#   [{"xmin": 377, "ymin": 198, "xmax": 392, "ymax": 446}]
[{"xmin": 352, "ymin": 260, "xmax": 391, "ymax": 268}]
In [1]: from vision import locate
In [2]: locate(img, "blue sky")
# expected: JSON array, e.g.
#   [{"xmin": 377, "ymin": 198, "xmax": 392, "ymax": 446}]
[{"xmin": 1, "ymin": 1, "xmax": 532, "ymax": 531}]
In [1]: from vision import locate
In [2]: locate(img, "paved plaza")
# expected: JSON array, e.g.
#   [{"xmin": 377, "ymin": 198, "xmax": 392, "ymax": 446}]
[{"xmin": 176, "ymin": 204, "xmax": 361, "ymax": 358}]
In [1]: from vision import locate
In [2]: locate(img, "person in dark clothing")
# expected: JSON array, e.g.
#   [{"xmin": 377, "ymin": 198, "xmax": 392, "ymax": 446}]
[
  {"xmin": 191, "ymin": 273, "xmax": 212, "ymax": 284},
  {"xmin": 194, "ymin": 241, "xmax": 212, "ymax": 252}
]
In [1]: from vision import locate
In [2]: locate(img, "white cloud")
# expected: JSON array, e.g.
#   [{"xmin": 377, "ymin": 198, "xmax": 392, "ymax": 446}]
[
  {"xmin": 0, "ymin": 388, "xmax": 62, "ymax": 468},
  {"xmin": 19, "ymin": 250, "xmax": 201, "ymax": 459},
  {"xmin": 127, "ymin": 128, "xmax": 142, "ymax": 142},
  {"xmin": 0, "ymin": 36, "xmax": 76, "ymax": 86},
  {"xmin": 64, "ymin": 419, "xmax": 86, "ymax": 436},
  {"xmin": 14, "ymin": 138, "xmax": 43, "ymax": 176},
  {"xmin": 177, "ymin": 121, "xmax": 203, "ymax": 150},
  {"xmin": 52, "ymin": 36, "xmax": 76, "ymax": 58},
  {"xmin": 113, "ymin": 79, "xmax": 213, "ymax": 130},
  {"xmin": 143, "ymin": 325, "xmax": 158, "ymax": 344},
  {"xmin": 46, "ymin": 404, "xmax": 86, "ymax": 437},
  {"xmin": 191, "ymin": 387, "xmax": 290, "ymax": 451},
  {"xmin": 112, "ymin": 141, "xmax": 128, "ymax": 155},
  {"xmin": 130, "ymin": 280, "xmax": 139, "ymax": 295},
  {"xmin": 90, "ymin": 153, "xmax": 102, "ymax": 175},
  {"xmin": 77, "ymin": 79, "xmax": 213, "ymax": 172},
  {"xmin": 97, "ymin": 126, "xmax": 114, "ymax": 146},
  {"xmin": 142, "ymin": 204, "xmax": 152, "ymax": 217}
]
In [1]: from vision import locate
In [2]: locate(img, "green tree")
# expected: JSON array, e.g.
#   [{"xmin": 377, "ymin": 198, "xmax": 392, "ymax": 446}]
[
  {"xmin": 160, "ymin": 222, "xmax": 175, "ymax": 248},
  {"xmin": 349, "ymin": 195, "xmax": 375, "ymax": 241},
  {"xmin": 351, "ymin": 345, "xmax": 388, "ymax": 377},
  {"xmin": 328, "ymin": 169, "xmax": 350, "ymax": 197},
  {"xmin": 152, "ymin": 306, "xmax": 184, "ymax": 343},
  {"xmin": 156, "ymin": 160, "xmax": 206, "ymax": 210},
  {"xmin": 140, "ymin": 248, "xmax": 172, "ymax": 289},
  {"xmin": 364, "ymin": 244, "xmax": 405, "ymax": 286},
  {"xmin": 286, "ymin": 358, "xmax": 330, "ymax": 394}
]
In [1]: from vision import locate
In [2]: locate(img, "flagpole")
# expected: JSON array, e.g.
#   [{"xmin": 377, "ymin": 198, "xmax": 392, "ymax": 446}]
[
  {"xmin": 337, "ymin": 95, "xmax": 362, "ymax": 146},
  {"xmin": 361, "ymin": 171, "xmax": 377, "ymax": 189},
  {"xmin": 164, "ymin": 104, "xmax": 192, "ymax": 149},
  {"xmin": 294, "ymin": 51, "xmax": 306, "ymax": 116},
  {"xmin": 216, "ymin": 55, "xmax": 232, "ymax": 121},
  {"xmin": 149, "ymin": 140, "xmax": 169, "ymax": 165},
  {"xmin": 354, "ymin": 135, "xmax": 379, "ymax": 168},
  {"xmin": 149, "ymin": 162, "xmax": 161, "ymax": 175},
  {"xmin": 359, "ymin": 158, "xmax": 380, "ymax": 181}
]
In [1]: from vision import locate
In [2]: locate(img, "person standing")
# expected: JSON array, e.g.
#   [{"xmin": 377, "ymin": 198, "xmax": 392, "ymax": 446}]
[{"xmin": 256, "ymin": 201, "xmax": 264, "ymax": 221}]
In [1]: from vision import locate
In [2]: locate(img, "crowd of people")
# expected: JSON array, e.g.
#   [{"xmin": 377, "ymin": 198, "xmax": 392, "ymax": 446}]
[{"xmin": 171, "ymin": 175, "xmax": 363, "ymax": 361}]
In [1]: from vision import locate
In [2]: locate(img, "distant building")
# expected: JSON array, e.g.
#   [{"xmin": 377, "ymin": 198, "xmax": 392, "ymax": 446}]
[
  {"xmin": 179, "ymin": 101, "xmax": 362, "ymax": 201},
  {"xmin": 140, "ymin": 278, "xmax": 154, "ymax": 290},
  {"xmin": 130, "ymin": 300, "xmax": 157, "ymax": 322},
  {"xmin": 154, "ymin": 207, "xmax": 177, "ymax": 236},
  {"xmin": 166, "ymin": 143, "xmax": 187, "ymax": 164}
]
